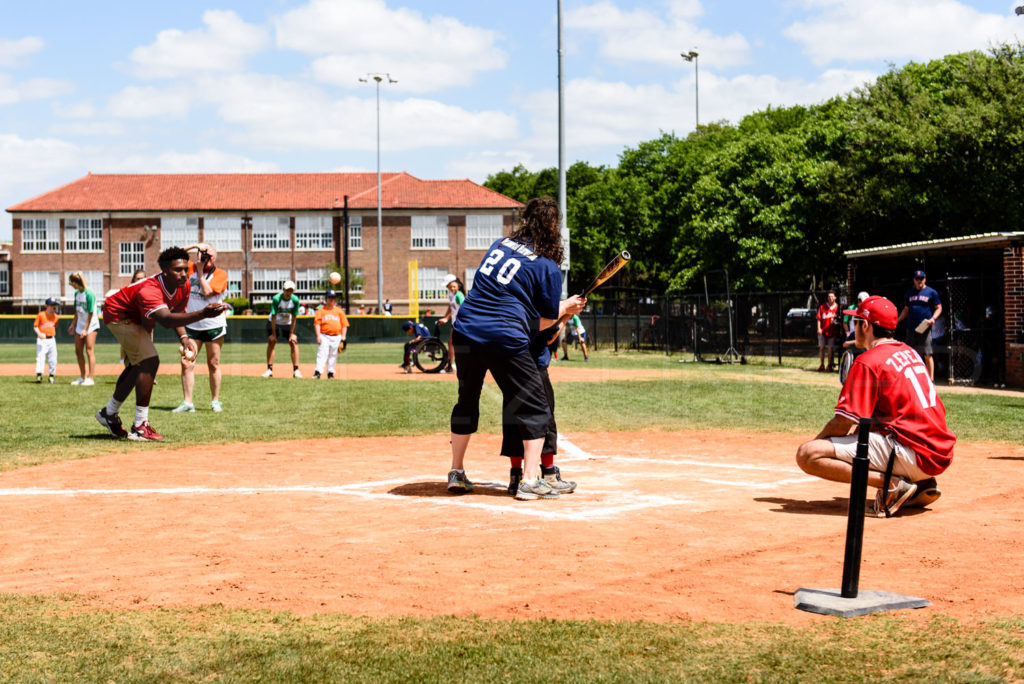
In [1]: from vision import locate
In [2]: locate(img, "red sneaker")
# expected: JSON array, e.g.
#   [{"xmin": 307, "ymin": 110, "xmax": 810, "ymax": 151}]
[
  {"xmin": 95, "ymin": 408, "xmax": 128, "ymax": 438},
  {"xmin": 128, "ymin": 421, "xmax": 163, "ymax": 441}
]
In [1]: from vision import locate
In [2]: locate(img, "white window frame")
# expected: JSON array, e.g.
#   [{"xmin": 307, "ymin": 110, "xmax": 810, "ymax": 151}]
[
  {"xmin": 464, "ymin": 267, "xmax": 477, "ymax": 292},
  {"xmin": 22, "ymin": 270, "xmax": 61, "ymax": 300},
  {"xmin": 252, "ymin": 216, "xmax": 290, "ymax": 251},
  {"xmin": 350, "ymin": 267, "xmax": 364, "ymax": 293},
  {"xmin": 161, "ymin": 216, "xmax": 199, "ymax": 250},
  {"xmin": 348, "ymin": 215, "xmax": 363, "ymax": 250},
  {"xmin": 411, "ymin": 215, "xmax": 449, "ymax": 250},
  {"xmin": 0, "ymin": 268, "xmax": 8, "ymax": 295},
  {"xmin": 119, "ymin": 241, "xmax": 145, "ymax": 277},
  {"xmin": 295, "ymin": 267, "xmax": 326, "ymax": 291},
  {"xmin": 226, "ymin": 269, "xmax": 243, "ymax": 298},
  {"xmin": 418, "ymin": 267, "xmax": 448, "ymax": 299},
  {"xmin": 295, "ymin": 215, "xmax": 333, "ymax": 251},
  {"xmin": 252, "ymin": 268, "xmax": 291, "ymax": 293},
  {"xmin": 64, "ymin": 217, "xmax": 104, "ymax": 252},
  {"xmin": 21, "ymin": 218, "xmax": 59, "ymax": 253},
  {"xmin": 204, "ymin": 216, "xmax": 242, "ymax": 252},
  {"xmin": 465, "ymin": 215, "xmax": 503, "ymax": 250}
]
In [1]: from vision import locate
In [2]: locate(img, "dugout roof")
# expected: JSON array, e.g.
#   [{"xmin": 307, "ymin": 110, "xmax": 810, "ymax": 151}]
[{"xmin": 845, "ymin": 232, "xmax": 1024, "ymax": 258}]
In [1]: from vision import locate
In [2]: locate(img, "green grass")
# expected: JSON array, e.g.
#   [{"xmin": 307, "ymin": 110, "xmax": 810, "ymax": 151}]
[{"xmin": 1, "ymin": 595, "xmax": 1022, "ymax": 683}]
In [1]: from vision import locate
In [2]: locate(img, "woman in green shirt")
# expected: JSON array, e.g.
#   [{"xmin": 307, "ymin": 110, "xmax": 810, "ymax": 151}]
[{"xmin": 68, "ymin": 271, "xmax": 101, "ymax": 386}]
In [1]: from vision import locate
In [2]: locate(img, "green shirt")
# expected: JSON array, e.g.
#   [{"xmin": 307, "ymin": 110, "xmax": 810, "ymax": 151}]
[{"xmin": 270, "ymin": 292, "xmax": 301, "ymax": 327}]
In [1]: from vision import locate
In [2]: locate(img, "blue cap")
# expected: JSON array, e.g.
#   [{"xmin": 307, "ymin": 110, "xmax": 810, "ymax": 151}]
[
  {"xmin": 324, "ymin": 289, "xmax": 337, "ymax": 298},
  {"xmin": 45, "ymin": 297, "xmax": 59, "ymax": 306},
  {"xmin": 913, "ymin": 269, "xmax": 926, "ymax": 278}
]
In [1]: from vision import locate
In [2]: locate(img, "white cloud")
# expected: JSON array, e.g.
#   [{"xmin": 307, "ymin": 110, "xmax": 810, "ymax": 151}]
[
  {"xmin": 0, "ymin": 36, "xmax": 44, "ymax": 67},
  {"xmin": 0, "ymin": 74, "xmax": 73, "ymax": 106},
  {"xmin": 565, "ymin": 0, "xmax": 751, "ymax": 68},
  {"xmin": 274, "ymin": 0, "xmax": 506, "ymax": 92},
  {"xmin": 49, "ymin": 121, "xmax": 126, "ymax": 137},
  {"xmin": 195, "ymin": 73, "xmax": 517, "ymax": 152},
  {"xmin": 107, "ymin": 148, "xmax": 280, "ymax": 174},
  {"xmin": 53, "ymin": 100, "xmax": 97, "ymax": 119},
  {"xmin": 107, "ymin": 85, "xmax": 194, "ymax": 119},
  {"xmin": 785, "ymin": 0, "xmax": 1023, "ymax": 65},
  {"xmin": 443, "ymin": 149, "xmax": 543, "ymax": 184},
  {"xmin": 128, "ymin": 10, "xmax": 269, "ymax": 79}
]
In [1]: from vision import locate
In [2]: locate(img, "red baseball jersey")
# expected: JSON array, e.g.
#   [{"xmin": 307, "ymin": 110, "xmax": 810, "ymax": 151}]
[
  {"xmin": 102, "ymin": 274, "xmax": 188, "ymax": 332},
  {"xmin": 835, "ymin": 340, "xmax": 956, "ymax": 475},
  {"xmin": 817, "ymin": 302, "xmax": 840, "ymax": 336}
]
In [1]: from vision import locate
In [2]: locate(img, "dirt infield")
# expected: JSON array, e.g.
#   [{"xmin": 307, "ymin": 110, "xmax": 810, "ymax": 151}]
[{"xmin": 0, "ymin": 429, "xmax": 1020, "ymax": 625}]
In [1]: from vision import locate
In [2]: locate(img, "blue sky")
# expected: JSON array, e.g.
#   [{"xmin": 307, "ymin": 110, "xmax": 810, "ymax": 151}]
[{"xmin": 2, "ymin": 0, "xmax": 1022, "ymax": 240}]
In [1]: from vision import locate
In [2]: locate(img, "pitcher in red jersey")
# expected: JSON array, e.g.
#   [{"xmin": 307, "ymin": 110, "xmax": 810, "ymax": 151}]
[{"xmin": 796, "ymin": 295, "xmax": 956, "ymax": 517}]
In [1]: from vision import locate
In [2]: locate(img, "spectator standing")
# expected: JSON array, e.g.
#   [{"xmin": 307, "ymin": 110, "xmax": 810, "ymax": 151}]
[
  {"xmin": 67, "ymin": 271, "xmax": 100, "ymax": 386},
  {"xmin": 172, "ymin": 243, "xmax": 229, "ymax": 413},
  {"xmin": 33, "ymin": 297, "xmax": 60, "ymax": 383},
  {"xmin": 898, "ymin": 269, "xmax": 943, "ymax": 380},
  {"xmin": 816, "ymin": 290, "xmax": 840, "ymax": 372},
  {"xmin": 263, "ymin": 281, "xmax": 302, "ymax": 378}
]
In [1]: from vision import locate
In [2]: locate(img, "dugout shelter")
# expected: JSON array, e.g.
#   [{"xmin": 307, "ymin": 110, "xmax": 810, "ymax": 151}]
[{"xmin": 845, "ymin": 231, "xmax": 1024, "ymax": 388}]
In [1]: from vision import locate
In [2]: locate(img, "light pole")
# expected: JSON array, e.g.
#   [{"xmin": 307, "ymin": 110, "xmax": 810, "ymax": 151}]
[
  {"xmin": 359, "ymin": 72, "xmax": 397, "ymax": 311},
  {"xmin": 681, "ymin": 50, "xmax": 699, "ymax": 129},
  {"xmin": 1016, "ymin": 5, "xmax": 1024, "ymax": 15}
]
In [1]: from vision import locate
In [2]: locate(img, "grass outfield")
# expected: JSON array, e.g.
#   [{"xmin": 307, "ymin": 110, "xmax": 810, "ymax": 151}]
[{"xmin": 2, "ymin": 343, "xmax": 1022, "ymax": 681}]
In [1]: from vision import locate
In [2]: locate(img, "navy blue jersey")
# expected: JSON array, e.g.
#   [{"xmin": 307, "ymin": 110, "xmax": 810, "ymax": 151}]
[
  {"xmin": 455, "ymin": 237, "xmax": 562, "ymax": 356},
  {"xmin": 903, "ymin": 285, "xmax": 941, "ymax": 326}
]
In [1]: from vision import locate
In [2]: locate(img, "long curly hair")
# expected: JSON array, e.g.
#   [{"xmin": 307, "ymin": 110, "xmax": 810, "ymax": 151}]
[{"xmin": 510, "ymin": 197, "xmax": 564, "ymax": 264}]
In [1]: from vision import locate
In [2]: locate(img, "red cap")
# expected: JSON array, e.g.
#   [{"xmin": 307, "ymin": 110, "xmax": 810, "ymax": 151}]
[{"xmin": 842, "ymin": 295, "xmax": 898, "ymax": 329}]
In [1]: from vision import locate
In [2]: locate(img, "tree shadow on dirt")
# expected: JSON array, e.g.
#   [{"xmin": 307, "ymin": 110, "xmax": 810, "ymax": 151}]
[{"xmin": 389, "ymin": 482, "xmax": 510, "ymax": 498}]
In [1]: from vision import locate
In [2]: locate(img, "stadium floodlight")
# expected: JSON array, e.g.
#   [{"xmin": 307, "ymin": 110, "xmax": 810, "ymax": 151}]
[
  {"xmin": 358, "ymin": 73, "xmax": 397, "ymax": 311},
  {"xmin": 681, "ymin": 50, "xmax": 699, "ymax": 128},
  {"xmin": 1016, "ymin": 5, "xmax": 1024, "ymax": 15}
]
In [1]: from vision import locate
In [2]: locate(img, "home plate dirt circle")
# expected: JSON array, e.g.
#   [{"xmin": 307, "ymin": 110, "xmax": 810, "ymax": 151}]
[{"xmin": 0, "ymin": 430, "xmax": 1020, "ymax": 625}]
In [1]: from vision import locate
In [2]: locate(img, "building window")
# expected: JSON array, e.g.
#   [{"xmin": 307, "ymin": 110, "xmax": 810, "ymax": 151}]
[
  {"xmin": 0, "ymin": 268, "xmax": 8, "ymax": 295},
  {"xmin": 418, "ymin": 267, "xmax": 448, "ymax": 299},
  {"xmin": 295, "ymin": 268, "xmax": 325, "ymax": 291},
  {"xmin": 252, "ymin": 216, "xmax": 290, "ymax": 250},
  {"xmin": 350, "ymin": 267, "xmax": 364, "ymax": 293},
  {"xmin": 21, "ymin": 218, "xmax": 59, "ymax": 253},
  {"xmin": 252, "ymin": 268, "xmax": 291, "ymax": 293},
  {"xmin": 204, "ymin": 216, "xmax": 242, "ymax": 252},
  {"xmin": 466, "ymin": 215, "xmax": 503, "ymax": 250},
  {"xmin": 66, "ymin": 270, "xmax": 104, "ymax": 297},
  {"xmin": 464, "ymin": 267, "xmax": 477, "ymax": 291},
  {"xmin": 22, "ymin": 270, "xmax": 61, "ymax": 300},
  {"xmin": 295, "ymin": 216, "xmax": 333, "ymax": 250},
  {"xmin": 161, "ymin": 216, "xmax": 199, "ymax": 250},
  {"xmin": 64, "ymin": 217, "xmax": 104, "ymax": 252},
  {"xmin": 348, "ymin": 215, "xmax": 362, "ymax": 250},
  {"xmin": 411, "ymin": 215, "xmax": 449, "ymax": 249},
  {"xmin": 119, "ymin": 241, "xmax": 145, "ymax": 276},
  {"xmin": 226, "ymin": 269, "xmax": 242, "ymax": 298}
]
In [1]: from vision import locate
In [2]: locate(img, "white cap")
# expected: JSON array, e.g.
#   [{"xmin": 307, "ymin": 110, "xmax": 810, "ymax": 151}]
[
  {"xmin": 857, "ymin": 291, "xmax": 869, "ymax": 303},
  {"xmin": 443, "ymin": 274, "xmax": 458, "ymax": 286},
  {"xmin": 283, "ymin": 280, "xmax": 296, "ymax": 291}
]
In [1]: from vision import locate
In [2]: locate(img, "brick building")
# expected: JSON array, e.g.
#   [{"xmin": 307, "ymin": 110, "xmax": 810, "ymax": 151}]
[{"xmin": 6, "ymin": 172, "xmax": 523, "ymax": 313}]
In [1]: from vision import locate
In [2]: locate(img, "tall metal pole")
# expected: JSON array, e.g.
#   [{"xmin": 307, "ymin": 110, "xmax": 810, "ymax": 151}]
[
  {"xmin": 681, "ymin": 50, "xmax": 699, "ymax": 129},
  {"xmin": 557, "ymin": 0, "xmax": 569, "ymax": 297},
  {"xmin": 360, "ymin": 73, "xmax": 396, "ymax": 311}
]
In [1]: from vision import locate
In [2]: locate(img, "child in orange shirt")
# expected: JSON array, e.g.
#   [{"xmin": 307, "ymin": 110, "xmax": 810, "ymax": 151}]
[
  {"xmin": 313, "ymin": 290, "xmax": 349, "ymax": 379},
  {"xmin": 33, "ymin": 297, "xmax": 60, "ymax": 383}
]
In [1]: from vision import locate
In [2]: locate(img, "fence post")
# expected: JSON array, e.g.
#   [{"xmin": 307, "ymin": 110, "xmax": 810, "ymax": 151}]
[
  {"xmin": 777, "ymin": 293, "xmax": 783, "ymax": 366},
  {"xmin": 613, "ymin": 308, "xmax": 619, "ymax": 352},
  {"xmin": 635, "ymin": 298, "xmax": 641, "ymax": 350}
]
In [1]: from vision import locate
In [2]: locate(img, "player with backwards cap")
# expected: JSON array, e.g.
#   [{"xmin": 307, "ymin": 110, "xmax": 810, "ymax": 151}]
[
  {"xmin": 796, "ymin": 295, "xmax": 956, "ymax": 517},
  {"xmin": 447, "ymin": 197, "xmax": 586, "ymax": 500}
]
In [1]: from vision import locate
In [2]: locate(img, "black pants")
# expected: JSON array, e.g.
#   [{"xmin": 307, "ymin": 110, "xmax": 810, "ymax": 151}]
[
  {"xmin": 501, "ymin": 366, "xmax": 556, "ymax": 457},
  {"xmin": 450, "ymin": 330, "xmax": 551, "ymax": 439}
]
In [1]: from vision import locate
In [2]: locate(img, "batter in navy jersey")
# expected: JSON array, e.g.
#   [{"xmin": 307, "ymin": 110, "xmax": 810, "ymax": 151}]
[{"xmin": 448, "ymin": 197, "xmax": 586, "ymax": 500}]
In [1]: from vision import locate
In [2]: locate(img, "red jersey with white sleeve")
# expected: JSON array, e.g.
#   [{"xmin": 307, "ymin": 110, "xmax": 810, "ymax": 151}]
[
  {"xmin": 817, "ymin": 302, "xmax": 839, "ymax": 337},
  {"xmin": 102, "ymin": 274, "xmax": 189, "ymax": 332},
  {"xmin": 835, "ymin": 340, "xmax": 956, "ymax": 475}
]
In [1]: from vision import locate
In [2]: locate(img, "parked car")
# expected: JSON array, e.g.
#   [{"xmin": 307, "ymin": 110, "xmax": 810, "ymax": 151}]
[{"xmin": 784, "ymin": 308, "xmax": 816, "ymax": 337}]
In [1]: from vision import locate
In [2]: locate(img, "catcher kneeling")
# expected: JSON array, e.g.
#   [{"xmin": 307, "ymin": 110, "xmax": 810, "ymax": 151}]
[{"xmin": 796, "ymin": 295, "xmax": 956, "ymax": 518}]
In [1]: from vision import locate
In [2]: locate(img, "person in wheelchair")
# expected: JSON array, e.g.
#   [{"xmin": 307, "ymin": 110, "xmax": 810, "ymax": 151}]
[
  {"xmin": 838, "ymin": 291, "xmax": 870, "ymax": 384},
  {"xmin": 400, "ymin": 320, "xmax": 431, "ymax": 373}
]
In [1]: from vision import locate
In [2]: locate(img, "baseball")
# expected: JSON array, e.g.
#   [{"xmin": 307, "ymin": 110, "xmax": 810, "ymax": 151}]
[
  {"xmin": 329, "ymin": 271, "xmax": 341, "ymax": 284},
  {"xmin": 179, "ymin": 345, "xmax": 196, "ymax": 362}
]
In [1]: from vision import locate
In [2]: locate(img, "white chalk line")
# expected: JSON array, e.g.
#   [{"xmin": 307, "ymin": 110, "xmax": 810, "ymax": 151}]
[{"xmin": 0, "ymin": 437, "xmax": 812, "ymax": 520}]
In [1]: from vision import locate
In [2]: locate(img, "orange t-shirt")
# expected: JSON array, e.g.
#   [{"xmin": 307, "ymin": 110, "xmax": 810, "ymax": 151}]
[
  {"xmin": 315, "ymin": 306, "xmax": 349, "ymax": 336},
  {"xmin": 34, "ymin": 311, "xmax": 59, "ymax": 338}
]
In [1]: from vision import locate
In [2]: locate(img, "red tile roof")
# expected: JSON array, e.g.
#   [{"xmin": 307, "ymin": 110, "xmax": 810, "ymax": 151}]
[{"xmin": 7, "ymin": 172, "xmax": 522, "ymax": 212}]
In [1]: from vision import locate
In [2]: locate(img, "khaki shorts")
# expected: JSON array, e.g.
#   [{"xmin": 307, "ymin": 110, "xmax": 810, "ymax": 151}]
[
  {"xmin": 107, "ymin": 320, "xmax": 158, "ymax": 365},
  {"xmin": 828, "ymin": 431, "xmax": 929, "ymax": 481}
]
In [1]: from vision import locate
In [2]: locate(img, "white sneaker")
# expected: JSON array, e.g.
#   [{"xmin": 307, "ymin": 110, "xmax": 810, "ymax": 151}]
[
  {"xmin": 261, "ymin": 368, "xmax": 273, "ymax": 378},
  {"xmin": 293, "ymin": 369, "xmax": 303, "ymax": 378},
  {"xmin": 211, "ymin": 400, "xmax": 223, "ymax": 413},
  {"xmin": 70, "ymin": 377, "xmax": 85, "ymax": 385},
  {"xmin": 81, "ymin": 378, "xmax": 95, "ymax": 386},
  {"xmin": 172, "ymin": 402, "xmax": 195, "ymax": 413}
]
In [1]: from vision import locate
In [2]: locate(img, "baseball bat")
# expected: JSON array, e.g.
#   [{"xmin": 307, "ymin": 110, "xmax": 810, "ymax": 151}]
[{"xmin": 581, "ymin": 250, "xmax": 631, "ymax": 298}]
